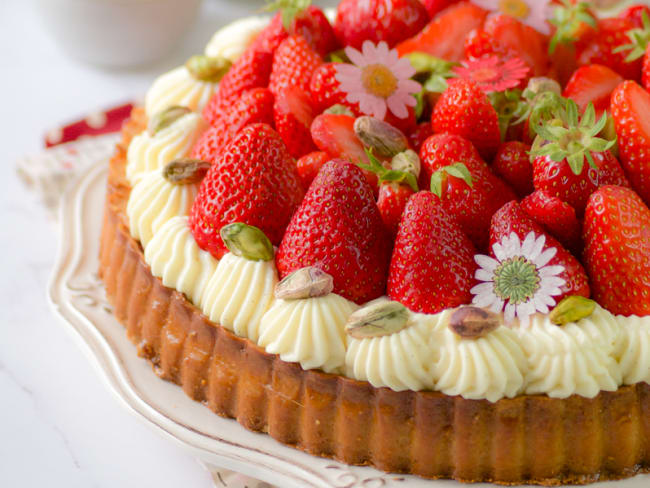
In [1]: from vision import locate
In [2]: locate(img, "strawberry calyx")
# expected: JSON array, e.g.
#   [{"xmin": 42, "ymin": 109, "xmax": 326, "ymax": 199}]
[
  {"xmin": 220, "ymin": 223, "xmax": 275, "ymax": 261},
  {"xmin": 185, "ymin": 54, "xmax": 232, "ymax": 83},
  {"xmin": 359, "ymin": 149, "xmax": 418, "ymax": 191},
  {"xmin": 488, "ymin": 89, "xmax": 528, "ymax": 140},
  {"xmin": 613, "ymin": 10, "xmax": 650, "ymax": 61},
  {"xmin": 264, "ymin": 0, "xmax": 311, "ymax": 29},
  {"xmin": 406, "ymin": 52, "xmax": 458, "ymax": 94},
  {"xmin": 530, "ymin": 100, "xmax": 616, "ymax": 175},
  {"xmin": 548, "ymin": 0, "xmax": 597, "ymax": 54},
  {"xmin": 429, "ymin": 163, "xmax": 473, "ymax": 199}
]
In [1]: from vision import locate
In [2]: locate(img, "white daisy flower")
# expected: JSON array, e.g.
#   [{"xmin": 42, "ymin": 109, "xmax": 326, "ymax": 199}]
[{"xmin": 471, "ymin": 231, "xmax": 566, "ymax": 327}]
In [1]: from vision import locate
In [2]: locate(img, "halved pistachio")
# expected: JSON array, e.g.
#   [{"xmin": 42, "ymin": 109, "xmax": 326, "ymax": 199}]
[
  {"xmin": 185, "ymin": 54, "xmax": 231, "ymax": 83},
  {"xmin": 346, "ymin": 301, "xmax": 409, "ymax": 339},
  {"xmin": 391, "ymin": 149, "xmax": 421, "ymax": 178},
  {"xmin": 148, "ymin": 106, "xmax": 191, "ymax": 136},
  {"xmin": 449, "ymin": 306, "xmax": 500, "ymax": 339},
  {"xmin": 550, "ymin": 296, "xmax": 597, "ymax": 326},
  {"xmin": 275, "ymin": 267, "xmax": 334, "ymax": 300},
  {"xmin": 162, "ymin": 158, "xmax": 211, "ymax": 185},
  {"xmin": 220, "ymin": 223, "xmax": 274, "ymax": 261},
  {"xmin": 354, "ymin": 116, "xmax": 408, "ymax": 158}
]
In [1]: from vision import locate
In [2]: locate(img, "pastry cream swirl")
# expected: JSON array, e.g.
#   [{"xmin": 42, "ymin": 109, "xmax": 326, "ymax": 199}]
[
  {"xmin": 126, "ymin": 112, "xmax": 205, "ymax": 185},
  {"xmin": 145, "ymin": 66, "xmax": 219, "ymax": 117},
  {"xmin": 615, "ymin": 315, "xmax": 650, "ymax": 385},
  {"xmin": 516, "ymin": 307, "xmax": 623, "ymax": 399},
  {"xmin": 126, "ymin": 170, "xmax": 198, "ymax": 248},
  {"xmin": 144, "ymin": 216, "xmax": 218, "ymax": 308},
  {"xmin": 204, "ymin": 16, "xmax": 269, "ymax": 62},
  {"xmin": 200, "ymin": 253, "xmax": 277, "ymax": 343},
  {"xmin": 258, "ymin": 294, "xmax": 358, "ymax": 374}
]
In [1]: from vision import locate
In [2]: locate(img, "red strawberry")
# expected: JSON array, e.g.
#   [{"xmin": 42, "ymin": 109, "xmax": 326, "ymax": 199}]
[
  {"xmin": 520, "ymin": 190, "xmax": 582, "ymax": 255},
  {"xmin": 378, "ymin": 183, "xmax": 414, "ymax": 238},
  {"xmin": 387, "ymin": 191, "xmax": 477, "ymax": 314},
  {"xmin": 397, "ymin": 2, "xmax": 488, "ymax": 61},
  {"xmin": 644, "ymin": 43, "xmax": 650, "ymax": 89},
  {"xmin": 276, "ymin": 159, "xmax": 392, "ymax": 304},
  {"xmin": 464, "ymin": 28, "xmax": 498, "ymax": 60},
  {"xmin": 202, "ymin": 48, "xmax": 273, "ymax": 120},
  {"xmin": 273, "ymin": 86, "xmax": 317, "ymax": 159},
  {"xmin": 269, "ymin": 35, "xmax": 322, "ymax": 98},
  {"xmin": 309, "ymin": 62, "xmax": 359, "ymax": 115},
  {"xmin": 384, "ymin": 106, "xmax": 418, "ymax": 136},
  {"xmin": 432, "ymin": 78, "xmax": 501, "ymax": 160},
  {"xmin": 483, "ymin": 14, "xmax": 550, "ymax": 77},
  {"xmin": 193, "ymin": 88, "xmax": 274, "ymax": 162},
  {"xmin": 619, "ymin": 4, "xmax": 650, "ymax": 28},
  {"xmin": 492, "ymin": 141, "xmax": 534, "ymax": 198},
  {"xmin": 251, "ymin": 6, "xmax": 338, "ymax": 57},
  {"xmin": 408, "ymin": 122, "xmax": 434, "ymax": 154},
  {"xmin": 583, "ymin": 185, "xmax": 650, "ymax": 315},
  {"xmin": 423, "ymin": 0, "xmax": 461, "ymax": 19},
  {"xmin": 189, "ymin": 123, "xmax": 304, "ymax": 259},
  {"xmin": 420, "ymin": 133, "xmax": 516, "ymax": 250},
  {"xmin": 563, "ymin": 64, "xmax": 623, "ymax": 117},
  {"xmin": 611, "ymin": 80, "xmax": 650, "ymax": 206},
  {"xmin": 296, "ymin": 151, "xmax": 330, "ymax": 190},
  {"xmin": 310, "ymin": 113, "xmax": 378, "ymax": 190},
  {"xmin": 490, "ymin": 201, "xmax": 590, "ymax": 302},
  {"xmin": 334, "ymin": 0, "xmax": 429, "ymax": 49},
  {"xmin": 576, "ymin": 18, "xmax": 642, "ymax": 81}
]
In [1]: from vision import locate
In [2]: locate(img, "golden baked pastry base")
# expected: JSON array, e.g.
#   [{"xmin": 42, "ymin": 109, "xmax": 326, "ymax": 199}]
[{"xmin": 99, "ymin": 110, "xmax": 650, "ymax": 485}]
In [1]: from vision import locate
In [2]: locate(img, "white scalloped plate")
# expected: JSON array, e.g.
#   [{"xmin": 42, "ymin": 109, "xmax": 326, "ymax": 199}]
[{"xmin": 47, "ymin": 159, "xmax": 649, "ymax": 488}]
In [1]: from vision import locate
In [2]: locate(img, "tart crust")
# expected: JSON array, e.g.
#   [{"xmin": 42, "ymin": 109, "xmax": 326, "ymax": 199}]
[{"xmin": 99, "ymin": 109, "xmax": 650, "ymax": 485}]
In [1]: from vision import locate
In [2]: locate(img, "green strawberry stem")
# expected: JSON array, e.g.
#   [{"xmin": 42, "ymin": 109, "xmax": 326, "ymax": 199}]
[
  {"xmin": 264, "ymin": 0, "xmax": 311, "ymax": 29},
  {"xmin": 548, "ymin": 0, "xmax": 597, "ymax": 54},
  {"xmin": 614, "ymin": 10, "xmax": 650, "ymax": 61},
  {"xmin": 430, "ymin": 163, "xmax": 473, "ymax": 199},
  {"xmin": 530, "ymin": 100, "xmax": 616, "ymax": 174},
  {"xmin": 220, "ymin": 223, "xmax": 274, "ymax": 261},
  {"xmin": 358, "ymin": 149, "xmax": 418, "ymax": 191},
  {"xmin": 406, "ymin": 52, "xmax": 458, "ymax": 94}
]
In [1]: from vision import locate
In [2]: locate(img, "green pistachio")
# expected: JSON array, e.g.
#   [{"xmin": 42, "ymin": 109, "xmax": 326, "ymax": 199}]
[
  {"xmin": 148, "ymin": 106, "xmax": 191, "ymax": 136},
  {"xmin": 162, "ymin": 158, "xmax": 211, "ymax": 185},
  {"xmin": 449, "ymin": 306, "xmax": 500, "ymax": 339},
  {"xmin": 220, "ymin": 223, "xmax": 274, "ymax": 261},
  {"xmin": 274, "ymin": 267, "xmax": 334, "ymax": 300},
  {"xmin": 346, "ymin": 301, "xmax": 409, "ymax": 339},
  {"xmin": 185, "ymin": 54, "xmax": 231, "ymax": 83},
  {"xmin": 353, "ymin": 116, "xmax": 408, "ymax": 158},
  {"xmin": 550, "ymin": 296, "xmax": 597, "ymax": 326}
]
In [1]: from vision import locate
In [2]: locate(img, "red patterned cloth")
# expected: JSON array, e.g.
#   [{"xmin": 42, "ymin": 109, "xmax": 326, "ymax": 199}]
[{"xmin": 44, "ymin": 102, "xmax": 134, "ymax": 148}]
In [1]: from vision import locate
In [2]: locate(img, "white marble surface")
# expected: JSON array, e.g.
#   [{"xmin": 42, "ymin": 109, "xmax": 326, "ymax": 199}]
[{"xmin": 0, "ymin": 1, "xmax": 315, "ymax": 486}]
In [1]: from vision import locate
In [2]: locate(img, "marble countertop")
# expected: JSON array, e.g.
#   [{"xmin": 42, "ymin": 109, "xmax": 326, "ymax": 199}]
[{"xmin": 0, "ymin": 1, "xmax": 336, "ymax": 486}]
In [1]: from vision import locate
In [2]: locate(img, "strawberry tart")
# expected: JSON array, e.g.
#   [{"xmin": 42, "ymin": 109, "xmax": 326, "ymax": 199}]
[{"xmin": 100, "ymin": 0, "xmax": 650, "ymax": 484}]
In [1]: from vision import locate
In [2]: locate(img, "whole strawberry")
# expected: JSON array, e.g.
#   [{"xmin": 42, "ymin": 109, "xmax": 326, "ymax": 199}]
[
  {"xmin": 269, "ymin": 35, "xmax": 323, "ymax": 97},
  {"xmin": 531, "ymin": 100, "xmax": 629, "ymax": 216},
  {"xmin": 610, "ymin": 80, "xmax": 650, "ymax": 206},
  {"xmin": 563, "ymin": 64, "xmax": 623, "ymax": 117},
  {"xmin": 420, "ymin": 133, "xmax": 516, "ymax": 250},
  {"xmin": 296, "ymin": 151, "xmax": 330, "ymax": 190},
  {"xmin": 193, "ymin": 88, "xmax": 275, "ymax": 162},
  {"xmin": 583, "ymin": 185, "xmax": 650, "ymax": 316},
  {"xmin": 309, "ymin": 63, "xmax": 358, "ymax": 115},
  {"xmin": 202, "ymin": 48, "xmax": 273, "ymax": 119},
  {"xmin": 490, "ymin": 201, "xmax": 590, "ymax": 302},
  {"xmin": 276, "ymin": 160, "xmax": 391, "ymax": 304},
  {"xmin": 190, "ymin": 123, "xmax": 304, "ymax": 259},
  {"xmin": 387, "ymin": 191, "xmax": 477, "ymax": 314},
  {"xmin": 492, "ymin": 141, "xmax": 534, "ymax": 198},
  {"xmin": 273, "ymin": 86, "xmax": 318, "ymax": 159},
  {"xmin": 408, "ymin": 122, "xmax": 434, "ymax": 154},
  {"xmin": 334, "ymin": 0, "xmax": 429, "ymax": 49},
  {"xmin": 432, "ymin": 79, "xmax": 501, "ymax": 160}
]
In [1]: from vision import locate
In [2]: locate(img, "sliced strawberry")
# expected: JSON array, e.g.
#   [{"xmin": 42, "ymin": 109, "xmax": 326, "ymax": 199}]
[
  {"xmin": 396, "ymin": 2, "xmax": 488, "ymax": 61},
  {"xmin": 388, "ymin": 191, "xmax": 477, "ymax": 314},
  {"xmin": 276, "ymin": 159, "xmax": 392, "ymax": 304},
  {"xmin": 520, "ymin": 190, "xmax": 582, "ymax": 255},
  {"xmin": 490, "ymin": 201, "xmax": 590, "ymax": 302},
  {"xmin": 310, "ymin": 113, "xmax": 378, "ymax": 190},
  {"xmin": 269, "ymin": 35, "xmax": 322, "ymax": 98},
  {"xmin": 611, "ymin": 80, "xmax": 650, "ymax": 206},
  {"xmin": 563, "ymin": 64, "xmax": 623, "ymax": 116},
  {"xmin": 274, "ymin": 86, "xmax": 318, "ymax": 159},
  {"xmin": 192, "ymin": 88, "xmax": 275, "ymax": 163},
  {"xmin": 296, "ymin": 151, "xmax": 330, "ymax": 190},
  {"xmin": 464, "ymin": 27, "xmax": 498, "ymax": 60},
  {"xmin": 432, "ymin": 78, "xmax": 501, "ymax": 161},
  {"xmin": 492, "ymin": 141, "xmax": 534, "ymax": 199},
  {"xmin": 644, "ymin": 43, "xmax": 650, "ymax": 90},
  {"xmin": 334, "ymin": 0, "xmax": 430, "ymax": 49},
  {"xmin": 583, "ymin": 185, "xmax": 650, "ymax": 316}
]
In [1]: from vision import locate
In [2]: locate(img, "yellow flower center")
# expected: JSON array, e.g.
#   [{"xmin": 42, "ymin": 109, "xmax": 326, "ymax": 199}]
[
  {"xmin": 361, "ymin": 64, "xmax": 398, "ymax": 99},
  {"xmin": 498, "ymin": 0, "xmax": 529, "ymax": 19}
]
